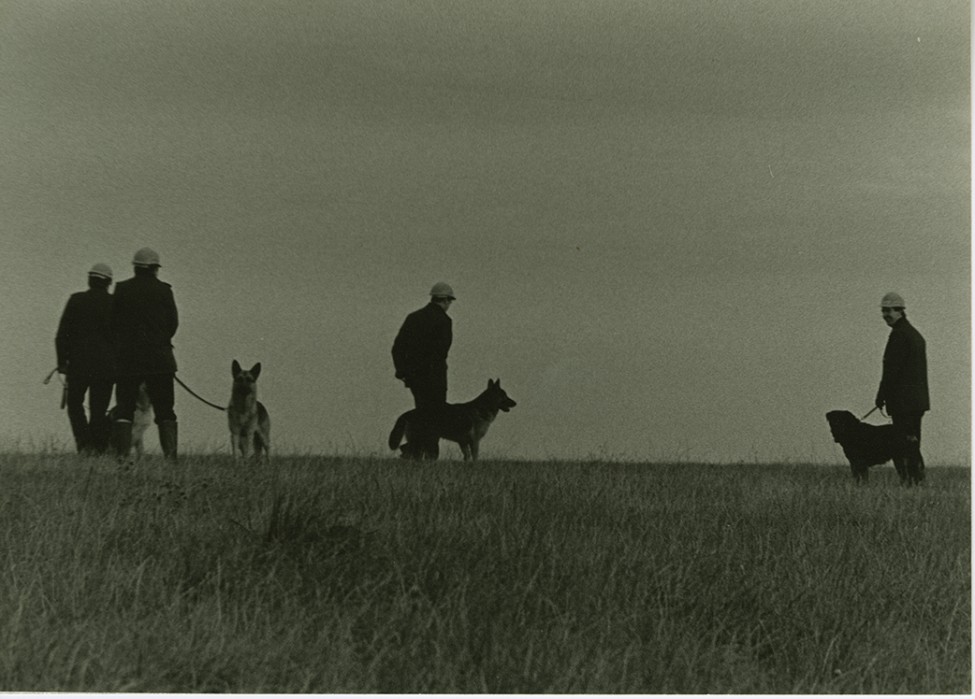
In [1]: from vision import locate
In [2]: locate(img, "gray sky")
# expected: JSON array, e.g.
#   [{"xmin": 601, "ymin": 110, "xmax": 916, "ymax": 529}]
[{"xmin": 1, "ymin": 0, "xmax": 969, "ymax": 463}]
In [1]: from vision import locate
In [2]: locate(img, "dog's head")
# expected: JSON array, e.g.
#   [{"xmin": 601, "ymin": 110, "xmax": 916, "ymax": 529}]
[
  {"xmin": 231, "ymin": 359, "xmax": 262, "ymax": 388},
  {"xmin": 486, "ymin": 378, "xmax": 517, "ymax": 412},
  {"xmin": 825, "ymin": 410, "xmax": 859, "ymax": 443}
]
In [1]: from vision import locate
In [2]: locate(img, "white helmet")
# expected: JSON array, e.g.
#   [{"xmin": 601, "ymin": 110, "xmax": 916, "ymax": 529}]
[
  {"xmin": 430, "ymin": 281, "xmax": 456, "ymax": 299},
  {"xmin": 880, "ymin": 292, "xmax": 906, "ymax": 308},
  {"xmin": 88, "ymin": 263, "xmax": 113, "ymax": 280},
  {"xmin": 133, "ymin": 247, "xmax": 161, "ymax": 267}
]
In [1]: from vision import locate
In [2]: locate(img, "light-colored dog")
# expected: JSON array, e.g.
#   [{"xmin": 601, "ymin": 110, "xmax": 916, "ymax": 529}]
[
  {"xmin": 131, "ymin": 382, "xmax": 153, "ymax": 457},
  {"xmin": 228, "ymin": 360, "xmax": 271, "ymax": 460},
  {"xmin": 108, "ymin": 382, "xmax": 153, "ymax": 458}
]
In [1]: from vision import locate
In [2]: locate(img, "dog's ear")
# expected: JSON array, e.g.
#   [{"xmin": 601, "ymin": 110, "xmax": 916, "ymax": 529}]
[
  {"xmin": 488, "ymin": 378, "xmax": 497, "ymax": 388},
  {"xmin": 250, "ymin": 363, "xmax": 262, "ymax": 380},
  {"xmin": 232, "ymin": 359, "xmax": 241, "ymax": 377}
]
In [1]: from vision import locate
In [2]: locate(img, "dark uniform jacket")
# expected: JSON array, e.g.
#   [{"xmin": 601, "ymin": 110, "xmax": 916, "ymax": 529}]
[
  {"xmin": 876, "ymin": 317, "xmax": 929, "ymax": 415},
  {"xmin": 111, "ymin": 274, "xmax": 179, "ymax": 376},
  {"xmin": 391, "ymin": 302, "xmax": 452, "ymax": 385},
  {"xmin": 55, "ymin": 288, "xmax": 115, "ymax": 378}
]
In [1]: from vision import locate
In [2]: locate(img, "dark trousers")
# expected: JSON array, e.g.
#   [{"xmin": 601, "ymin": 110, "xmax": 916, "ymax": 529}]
[
  {"xmin": 65, "ymin": 374, "xmax": 114, "ymax": 454},
  {"xmin": 115, "ymin": 373, "xmax": 176, "ymax": 423},
  {"xmin": 891, "ymin": 412, "xmax": 925, "ymax": 483},
  {"xmin": 405, "ymin": 373, "xmax": 447, "ymax": 459}
]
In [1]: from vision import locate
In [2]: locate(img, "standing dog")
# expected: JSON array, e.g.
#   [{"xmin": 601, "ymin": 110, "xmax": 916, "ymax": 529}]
[
  {"xmin": 228, "ymin": 360, "xmax": 271, "ymax": 460},
  {"xmin": 825, "ymin": 410, "xmax": 915, "ymax": 484},
  {"xmin": 388, "ymin": 378, "xmax": 517, "ymax": 461}
]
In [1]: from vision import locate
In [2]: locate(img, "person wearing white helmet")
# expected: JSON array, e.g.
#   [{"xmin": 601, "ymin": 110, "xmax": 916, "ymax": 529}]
[
  {"xmin": 55, "ymin": 263, "xmax": 116, "ymax": 455},
  {"xmin": 110, "ymin": 247, "xmax": 180, "ymax": 462},
  {"xmin": 876, "ymin": 292, "xmax": 929, "ymax": 484},
  {"xmin": 391, "ymin": 282, "xmax": 456, "ymax": 459}
]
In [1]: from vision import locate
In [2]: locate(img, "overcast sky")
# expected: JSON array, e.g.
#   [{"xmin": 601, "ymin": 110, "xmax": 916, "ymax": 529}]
[{"xmin": 0, "ymin": 0, "xmax": 969, "ymax": 463}]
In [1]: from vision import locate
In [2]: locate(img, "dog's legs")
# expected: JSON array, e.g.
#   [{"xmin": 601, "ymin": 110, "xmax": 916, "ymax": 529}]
[
  {"xmin": 112, "ymin": 420, "xmax": 133, "ymax": 464},
  {"xmin": 851, "ymin": 463, "xmax": 868, "ymax": 484},
  {"xmin": 252, "ymin": 433, "xmax": 267, "ymax": 460},
  {"xmin": 459, "ymin": 442, "xmax": 472, "ymax": 461},
  {"xmin": 239, "ymin": 433, "xmax": 251, "ymax": 460},
  {"xmin": 470, "ymin": 440, "xmax": 479, "ymax": 462},
  {"xmin": 232, "ymin": 433, "xmax": 251, "ymax": 461}
]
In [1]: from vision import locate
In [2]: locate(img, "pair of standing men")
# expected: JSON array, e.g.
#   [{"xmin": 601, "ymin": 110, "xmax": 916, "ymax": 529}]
[
  {"xmin": 56, "ymin": 247, "xmax": 180, "ymax": 461},
  {"xmin": 391, "ymin": 282, "xmax": 455, "ymax": 459}
]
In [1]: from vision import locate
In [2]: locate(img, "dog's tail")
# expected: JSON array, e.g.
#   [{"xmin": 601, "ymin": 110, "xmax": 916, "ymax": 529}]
[{"xmin": 388, "ymin": 412, "xmax": 409, "ymax": 450}]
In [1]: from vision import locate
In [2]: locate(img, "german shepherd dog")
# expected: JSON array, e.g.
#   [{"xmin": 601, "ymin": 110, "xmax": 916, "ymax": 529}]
[
  {"xmin": 825, "ymin": 410, "xmax": 920, "ymax": 484},
  {"xmin": 388, "ymin": 379, "xmax": 517, "ymax": 461},
  {"xmin": 228, "ymin": 360, "xmax": 271, "ymax": 460},
  {"xmin": 108, "ymin": 382, "xmax": 153, "ymax": 458}
]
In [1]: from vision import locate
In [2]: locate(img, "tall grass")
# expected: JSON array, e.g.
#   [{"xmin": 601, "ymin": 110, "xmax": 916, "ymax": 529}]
[{"xmin": 0, "ymin": 452, "xmax": 968, "ymax": 693}]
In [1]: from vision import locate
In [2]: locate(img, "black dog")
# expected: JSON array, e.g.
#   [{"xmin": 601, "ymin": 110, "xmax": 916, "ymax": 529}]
[{"xmin": 825, "ymin": 410, "xmax": 921, "ymax": 484}]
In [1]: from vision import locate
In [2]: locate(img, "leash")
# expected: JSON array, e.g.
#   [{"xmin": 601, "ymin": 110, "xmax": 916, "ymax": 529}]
[
  {"xmin": 860, "ymin": 405, "xmax": 887, "ymax": 420},
  {"xmin": 46, "ymin": 367, "xmax": 225, "ymax": 412},
  {"xmin": 174, "ymin": 374, "xmax": 226, "ymax": 411}
]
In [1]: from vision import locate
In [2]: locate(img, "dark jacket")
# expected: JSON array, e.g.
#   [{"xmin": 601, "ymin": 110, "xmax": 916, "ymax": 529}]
[
  {"xmin": 111, "ymin": 272, "xmax": 179, "ymax": 375},
  {"xmin": 391, "ymin": 302, "xmax": 452, "ymax": 384},
  {"xmin": 55, "ymin": 288, "xmax": 115, "ymax": 378},
  {"xmin": 876, "ymin": 317, "xmax": 929, "ymax": 414}
]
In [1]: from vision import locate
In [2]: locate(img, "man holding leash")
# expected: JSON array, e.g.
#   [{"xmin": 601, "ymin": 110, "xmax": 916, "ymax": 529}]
[
  {"xmin": 875, "ymin": 292, "xmax": 929, "ymax": 484},
  {"xmin": 110, "ymin": 247, "xmax": 180, "ymax": 462},
  {"xmin": 391, "ymin": 282, "xmax": 455, "ymax": 459},
  {"xmin": 55, "ymin": 263, "xmax": 116, "ymax": 455}
]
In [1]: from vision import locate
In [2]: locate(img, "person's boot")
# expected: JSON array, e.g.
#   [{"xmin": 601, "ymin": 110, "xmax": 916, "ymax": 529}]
[
  {"xmin": 67, "ymin": 411, "xmax": 90, "ymax": 455},
  {"xmin": 112, "ymin": 420, "xmax": 133, "ymax": 464},
  {"xmin": 89, "ymin": 413, "xmax": 112, "ymax": 456},
  {"xmin": 158, "ymin": 420, "xmax": 178, "ymax": 462},
  {"xmin": 422, "ymin": 437, "xmax": 440, "ymax": 460},
  {"xmin": 903, "ymin": 437, "xmax": 923, "ymax": 485},
  {"xmin": 907, "ymin": 440, "xmax": 925, "ymax": 485}
]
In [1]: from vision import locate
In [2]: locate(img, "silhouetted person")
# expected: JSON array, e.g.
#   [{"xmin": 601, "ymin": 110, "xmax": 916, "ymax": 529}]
[
  {"xmin": 392, "ymin": 282, "xmax": 455, "ymax": 459},
  {"xmin": 55, "ymin": 263, "xmax": 115, "ymax": 455},
  {"xmin": 875, "ymin": 292, "xmax": 929, "ymax": 484},
  {"xmin": 111, "ymin": 247, "xmax": 180, "ymax": 462}
]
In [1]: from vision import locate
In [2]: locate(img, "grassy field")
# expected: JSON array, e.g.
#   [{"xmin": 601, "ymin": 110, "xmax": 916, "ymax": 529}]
[{"xmin": 0, "ymin": 451, "xmax": 968, "ymax": 693}]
